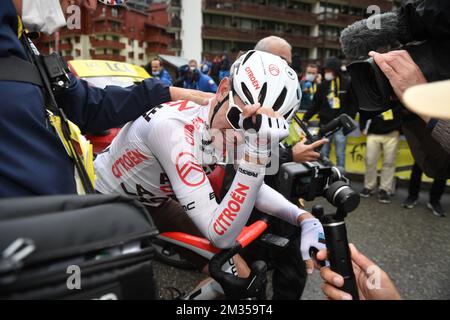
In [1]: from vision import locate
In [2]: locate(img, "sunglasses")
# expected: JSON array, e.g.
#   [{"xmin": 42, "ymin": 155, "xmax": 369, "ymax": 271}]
[{"xmin": 226, "ymin": 91, "xmax": 243, "ymax": 130}]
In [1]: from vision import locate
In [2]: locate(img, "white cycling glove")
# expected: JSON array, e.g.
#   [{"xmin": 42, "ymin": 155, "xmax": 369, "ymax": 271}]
[
  {"xmin": 238, "ymin": 113, "xmax": 289, "ymax": 163},
  {"xmin": 299, "ymin": 218, "xmax": 326, "ymax": 261}
]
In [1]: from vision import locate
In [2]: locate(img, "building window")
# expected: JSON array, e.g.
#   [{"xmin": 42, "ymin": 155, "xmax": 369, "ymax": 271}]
[
  {"xmin": 138, "ymin": 53, "xmax": 144, "ymax": 60},
  {"xmin": 128, "ymin": 51, "xmax": 134, "ymax": 58},
  {"xmin": 75, "ymin": 36, "xmax": 80, "ymax": 43},
  {"xmin": 111, "ymin": 8, "xmax": 118, "ymax": 17},
  {"xmin": 75, "ymin": 49, "xmax": 81, "ymax": 57}
]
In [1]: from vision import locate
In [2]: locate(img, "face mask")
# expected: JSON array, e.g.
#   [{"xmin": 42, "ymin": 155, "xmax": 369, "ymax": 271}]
[
  {"xmin": 325, "ymin": 73, "xmax": 334, "ymax": 81},
  {"xmin": 305, "ymin": 73, "xmax": 315, "ymax": 82},
  {"xmin": 22, "ymin": 0, "xmax": 67, "ymax": 35},
  {"xmin": 190, "ymin": 67, "xmax": 196, "ymax": 72},
  {"xmin": 152, "ymin": 71, "xmax": 160, "ymax": 76}
]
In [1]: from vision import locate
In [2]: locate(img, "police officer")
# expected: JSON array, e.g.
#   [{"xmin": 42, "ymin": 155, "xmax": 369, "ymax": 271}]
[{"xmin": 0, "ymin": 0, "xmax": 212, "ymax": 197}]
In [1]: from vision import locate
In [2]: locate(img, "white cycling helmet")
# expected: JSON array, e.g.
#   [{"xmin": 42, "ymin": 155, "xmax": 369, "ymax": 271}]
[{"xmin": 230, "ymin": 50, "xmax": 302, "ymax": 120}]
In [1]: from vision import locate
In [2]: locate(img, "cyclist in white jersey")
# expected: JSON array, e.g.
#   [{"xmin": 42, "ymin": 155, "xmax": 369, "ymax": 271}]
[{"xmin": 94, "ymin": 50, "xmax": 325, "ymax": 273}]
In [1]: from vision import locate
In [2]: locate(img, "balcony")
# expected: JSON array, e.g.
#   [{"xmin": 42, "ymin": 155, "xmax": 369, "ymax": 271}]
[
  {"xmin": 58, "ymin": 42, "xmax": 73, "ymax": 51},
  {"xmin": 168, "ymin": 0, "xmax": 181, "ymax": 10},
  {"xmin": 91, "ymin": 54, "xmax": 126, "ymax": 62},
  {"xmin": 90, "ymin": 39, "xmax": 126, "ymax": 50},
  {"xmin": 93, "ymin": 23, "xmax": 124, "ymax": 35},
  {"xmin": 202, "ymin": 25, "xmax": 317, "ymax": 48},
  {"xmin": 316, "ymin": 35, "xmax": 341, "ymax": 49},
  {"xmin": 204, "ymin": 0, "xmax": 316, "ymax": 26},
  {"xmin": 167, "ymin": 18, "xmax": 182, "ymax": 32},
  {"xmin": 317, "ymin": 12, "xmax": 360, "ymax": 28},
  {"xmin": 146, "ymin": 43, "xmax": 171, "ymax": 55},
  {"xmin": 169, "ymin": 39, "xmax": 182, "ymax": 50},
  {"xmin": 146, "ymin": 34, "xmax": 171, "ymax": 46},
  {"xmin": 347, "ymin": 0, "xmax": 393, "ymax": 12}
]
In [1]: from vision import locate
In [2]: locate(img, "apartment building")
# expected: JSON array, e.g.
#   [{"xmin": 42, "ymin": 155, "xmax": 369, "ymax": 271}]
[
  {"xmin": 36, "ymin": 4, "xmax": 175, "ymax": 66},
  {"xmin": 152, "ymin": 0, "xmax": 400, "ymax": 64}
]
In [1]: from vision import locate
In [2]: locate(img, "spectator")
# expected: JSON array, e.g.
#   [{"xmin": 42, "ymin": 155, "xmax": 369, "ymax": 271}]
[
  {"xmin": 303, "ymin": 57, "xmax": 357, "ymax": 171},
  {"xmin": 218, "ymin": 53, "xmax": 230, "ymax": 81},
  {"xmin": 402, "ymin": 163, "xmax": 447, "ymax": 217},
  {"xmin": 255, "ymin": 36, "xmax": 292, "ymax": 65},
  {"xmin": 359, "ymin": 108, "xmax": 402, "ymax": 203},
  {"xmin": 0, "ymin": 0, "xmax": 211, "ymax": 197},
  {"xmin": 300, "ymin": 64, "xmax": 320, "ymax": 111},
  {"xmin": 145, "ymin": 57, "xmax": 173, "ymax": 86},
  {"xmin": 188, "ymin": 59, "xmax": 198, "ymax": 70},
  {"xmin": 183, "ymin": 68, "xmax": 217, "ymax": 93}
]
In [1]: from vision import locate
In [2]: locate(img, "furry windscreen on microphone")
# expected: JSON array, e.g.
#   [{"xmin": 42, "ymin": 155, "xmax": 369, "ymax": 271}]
[{"xmin": 340, "ymin": 12, "xmax": 403, "ymax": 59}]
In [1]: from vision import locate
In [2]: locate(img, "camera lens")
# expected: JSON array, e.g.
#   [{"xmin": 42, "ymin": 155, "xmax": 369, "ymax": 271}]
[{"xmin": 325, "ymin": 181, "xmax": 360, "ymax": 213}]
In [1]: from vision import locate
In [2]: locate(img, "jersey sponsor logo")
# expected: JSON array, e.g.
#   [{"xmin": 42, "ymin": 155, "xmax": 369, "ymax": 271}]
[
  {"xmin": 209, "ymin": 192, "xmax": 216, "ymax": 200},
  {"xmin": 245, "ymin": 67, "xmax": 261, "ymax": 90},
  {"xmin": 112, "ymin": 149, "xmax": 148, "ymax": 179},
  {"xmin": 184, "ymin": 124, "xmax": 195, "ymax": 146},
  {"xmin": 175, "ymin": 152, "xmax": 206, "ymax": 187},
  {"xmin": 166, "ymin": 100, "xmax": 194, "ymax": 112},
  {"xmin": 143, "ymin": 104, "xmax": 163, "ymax": 122},
  {"xmin": 269, "ymin": 64, "xmax": 280, "ymax": 76},
  {"xmin": 120, "ymin": 183, "xmax": 169, "ymax": 207},
  {"xmin": 238, "ymin": 167, "xmax": 258, "ymax": 178},
  {"xmin": 213, "ymin": 183, "xmax": 249, "ymax": 236},
  {"xmin": 182, "ymin": 201, "xmax": 196, "ymax": 211},
  {"xmin": 159, "ymin": 172, "xmax": 173, "ymax": 194}
]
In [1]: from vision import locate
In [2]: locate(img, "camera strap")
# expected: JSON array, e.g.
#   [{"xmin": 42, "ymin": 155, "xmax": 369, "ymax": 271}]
[{"xmin": 17, "ymin": 32, "xmax": 95, "ymax": 194}]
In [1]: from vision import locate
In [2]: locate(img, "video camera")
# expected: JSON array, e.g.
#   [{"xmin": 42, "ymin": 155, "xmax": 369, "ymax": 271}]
[
  {"xmin": 279, "ymin": 114, "xmax": 359, "ymax": 213},
  {"xmin": 341, "ymin": 8, "xmax": 450, "ymax": 115}
]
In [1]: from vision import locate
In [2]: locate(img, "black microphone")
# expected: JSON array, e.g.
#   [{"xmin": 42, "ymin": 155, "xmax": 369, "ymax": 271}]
[{"xmin": 340, "ymin": 12, "xmax": 410, "ymax": 59}]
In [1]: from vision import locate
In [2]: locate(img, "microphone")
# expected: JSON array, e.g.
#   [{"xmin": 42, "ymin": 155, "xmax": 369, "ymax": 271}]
[{"xmin": 340, "ymin": 12, "xmax": 410, "ymax": 59}]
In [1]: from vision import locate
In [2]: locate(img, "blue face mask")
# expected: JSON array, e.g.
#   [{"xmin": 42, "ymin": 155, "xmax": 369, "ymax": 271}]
[{"xmin": 152, "ymin": 71, "xmax": 160, "ymax": 76}]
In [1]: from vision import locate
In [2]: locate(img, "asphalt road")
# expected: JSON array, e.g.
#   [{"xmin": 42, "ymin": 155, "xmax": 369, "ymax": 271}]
[{"xmin": 153, "ymin": 181, "xmax": 450, "ymax": 300}]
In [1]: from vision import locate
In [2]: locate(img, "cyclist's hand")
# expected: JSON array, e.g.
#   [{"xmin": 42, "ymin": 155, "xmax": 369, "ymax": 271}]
[
  {"xmin": 292, "ymin": 138, "xmax": 328, "ymax": 163},
  {"xmin": 169, "ymin": 87, "xmax": 215, "ymax": 106},
  {"xmin": 298, "ymin": 214, "xmax": 326, "ymax": 274},
  {"xmin": 317, "ymin": 244, "xmax": 401, "ymax": 300},
  {"xmin": 239, "ymin": 106, "xmax": 289, "ymax": 164}
]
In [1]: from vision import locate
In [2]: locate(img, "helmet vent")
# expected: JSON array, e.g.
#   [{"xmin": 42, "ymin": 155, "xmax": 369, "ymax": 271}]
[
  {"xmin": 242, "ymin": 50, "xmax": 256, "ymax": 65},
  {"xmin": 273, "ymin": 87, "xmax": 287, "ymax": 112},
  {"xmin": 241, "ymin": 82, "xmax": 255, "ymax": 104},
  {"xmin": 258, "ymin": 82, "xmax": 268, "ymax": 106}
]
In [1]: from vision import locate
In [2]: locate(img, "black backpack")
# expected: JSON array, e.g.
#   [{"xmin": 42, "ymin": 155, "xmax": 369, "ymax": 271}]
[{"xmin": 0, "ymin": 194, "xmax": 158, "ymax": 300}]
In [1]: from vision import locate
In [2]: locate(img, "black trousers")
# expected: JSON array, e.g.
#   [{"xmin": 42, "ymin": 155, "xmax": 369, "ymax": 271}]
[{"xmin": 409, "ymin": 163, "xmax": 446, "ymax": 202}]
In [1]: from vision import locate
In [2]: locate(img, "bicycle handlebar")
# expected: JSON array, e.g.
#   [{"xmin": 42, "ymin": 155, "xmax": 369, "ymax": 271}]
[{"xmin": 208, "ymin": 218, "xmax": 269, "ymax": 300}]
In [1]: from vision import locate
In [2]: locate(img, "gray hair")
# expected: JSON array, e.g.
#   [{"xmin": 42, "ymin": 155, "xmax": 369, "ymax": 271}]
[{"xmin": 254, "ymin": 36, "xmax": 292, "ymax": 52}]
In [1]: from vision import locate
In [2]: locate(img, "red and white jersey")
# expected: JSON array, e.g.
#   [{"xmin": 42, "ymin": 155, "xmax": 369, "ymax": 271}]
[{"xmin": 94, "ymin": 100, "xmax": 305, "ymax": 248}]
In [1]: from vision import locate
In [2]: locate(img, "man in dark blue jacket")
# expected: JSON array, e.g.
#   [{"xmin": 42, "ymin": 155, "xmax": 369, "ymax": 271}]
[{"xmin": 0, "ymin": 0, "xmax": 210, "ymax": 198}]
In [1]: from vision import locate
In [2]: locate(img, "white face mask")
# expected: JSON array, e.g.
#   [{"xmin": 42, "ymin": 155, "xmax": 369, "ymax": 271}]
[
  {"xmin": 22, "ymin": 0, "xmax": 67, "ymax": 35},
  {"xmin": 324, "ymin": 72, "xmax": 334, "ymax": 81},
  {"xmin": 305, "ymin": 73, "xmax": 315, "ymax": 82}
]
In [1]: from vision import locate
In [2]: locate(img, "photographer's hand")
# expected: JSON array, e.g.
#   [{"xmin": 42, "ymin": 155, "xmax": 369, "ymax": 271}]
[
  {"xmin": 317, "ymin": 243, "xmax": 401, "ymax": 300},
  {"xmin": 369, "ymin": 50, "xmax": 427, "ymax": 107},
  {"xmin": 292, "ymin": 138, "xmax": 328, "ymax": 163}
]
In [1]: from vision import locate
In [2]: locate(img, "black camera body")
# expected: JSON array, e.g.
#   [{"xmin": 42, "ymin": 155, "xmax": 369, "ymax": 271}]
[{"xmin": 279, "ymin": 114, "xmax": 360, "ymax": 213}]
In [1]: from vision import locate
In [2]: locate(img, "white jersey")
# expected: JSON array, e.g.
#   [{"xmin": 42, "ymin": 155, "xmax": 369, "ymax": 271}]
[{"xmin": 94, "ymin": 100, "xmax": 305, "ymax": 248}]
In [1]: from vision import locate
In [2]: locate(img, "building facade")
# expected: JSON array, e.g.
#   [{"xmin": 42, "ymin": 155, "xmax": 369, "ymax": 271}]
[
  {"xmin": 36, "ymin": 4, "xmax": 175, "ymax": 66},
  {"xmin": 152, "ymin": 0, "xmax": 400, "ymax": 64}
]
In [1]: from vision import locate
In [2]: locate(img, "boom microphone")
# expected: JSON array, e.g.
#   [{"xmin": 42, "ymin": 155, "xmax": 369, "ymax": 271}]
[{"xmin": 340, "ymin": 12, "xmax": 410, "ymax": 59}]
